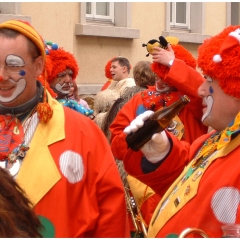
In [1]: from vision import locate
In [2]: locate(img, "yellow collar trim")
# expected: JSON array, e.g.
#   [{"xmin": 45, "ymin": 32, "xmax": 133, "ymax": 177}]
[{"xmin": 17, "ymin": 91, "xmax": 65, "ymax": 206}]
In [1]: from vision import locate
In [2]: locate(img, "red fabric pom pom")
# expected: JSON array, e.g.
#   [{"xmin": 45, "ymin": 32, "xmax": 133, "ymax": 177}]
[{"xmin": 36, "ymin": 102, "xmax": 53, "ymax": 123}]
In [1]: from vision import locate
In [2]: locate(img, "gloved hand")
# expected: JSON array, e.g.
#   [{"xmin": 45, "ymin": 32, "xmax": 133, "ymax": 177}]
[{"xmin": 124, "ymin": 110, "xmax": 170, "ymax": 163}]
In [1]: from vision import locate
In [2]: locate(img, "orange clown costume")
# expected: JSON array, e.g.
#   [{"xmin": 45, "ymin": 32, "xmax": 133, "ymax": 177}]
[
  {"xmin": 18, "ymin": 92, "xmax": 130, "ymax": 237},
  {"xmin": 124, "ymin": 128, "xmax": 240, "ymax": 237},
  {"xmin": 0, "ymin": 20, "xmax": 129, "ymax": 237},
  {"xmin": 109, "ymin": 39, "xmax": 208, "ymax": 233},
  {"xmin": 123, "ymin": 25, "xmax": 240, "ymax": 237}
]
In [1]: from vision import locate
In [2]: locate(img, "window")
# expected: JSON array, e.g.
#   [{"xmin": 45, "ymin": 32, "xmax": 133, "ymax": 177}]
[
  {"xmin": 163, "ymin": 2, "xmax": 211, "ymax": 44},
  {"xmin": 170, "ymin": 2, "xmax": 190, "ymax": 29},
  {"xmin": 76, "ymin": 2, "xmax": 140, "ymax": 39},
  {"xmin": 230, "ymin": 2, "xmax": 240, "ymax": 25},
  {"xmin": 0, "ymin": 2, "xmax": 20, "ymax": 14},
  {"xmin": 86, "ymin": 2, "xmax": 114, "ymax": 23},
  {"xmin": 0, "ymin": 3, "xmax": 30, "ymax": 23}
]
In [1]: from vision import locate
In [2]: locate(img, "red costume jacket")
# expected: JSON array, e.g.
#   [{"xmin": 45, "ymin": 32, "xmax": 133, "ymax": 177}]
[
  {"xmin": 110, "ymin": 59, "xmax": 207, "ymax": 161},
  {"xmin": 124, "ymin": 130, "xmax": 240, "ymax": 237},
  {"xmin": 109, "ymin": 59, "xmax": 208, "ymax": 230},
  {"xmin": 16, "ymin": 93, "xmax": 129, "ymax": 238}
]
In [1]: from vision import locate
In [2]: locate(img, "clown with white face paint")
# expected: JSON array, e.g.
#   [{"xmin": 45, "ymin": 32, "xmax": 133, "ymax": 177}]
[
  {"xmin": 0, "ymin": 20, "xmax": 128, "ymax": 238},
  {"xmin": 51, "ymin": 68, "xmax": 73, "ymax": 99},
  {"xmin": 40, "ymin": 43, "xmax": 94, "ymax": 118},
  {"xmin": 155, "ymin": 74, "xmax": 176, "ymax": 93},
  {"xmin": 121, "ymin": 26, "xmax": 240, "ymax": 238},
  {"xmin": 109, "ymin": 36, "xmax": 208, "ymax": 234},
  {"xmin": 0, "ymin": 55, "xmax": 28, "ymax": 103},
  {"xmin": 43, "ymin": 45, "xmax": 78, "ymax": 100}
]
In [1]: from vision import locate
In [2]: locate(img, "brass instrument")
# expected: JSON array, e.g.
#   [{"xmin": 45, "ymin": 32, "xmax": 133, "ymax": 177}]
[
  {"xmin": 179, "ymin": 228, "xmax": 209, "ymax": 238},
  {"xmin": 124, "ymin": 187, "xmax": 148, "ymax": 238}
]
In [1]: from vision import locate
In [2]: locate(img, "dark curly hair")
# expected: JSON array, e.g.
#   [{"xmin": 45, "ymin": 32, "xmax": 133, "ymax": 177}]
[{"xmin": 0, "ymin": 168, "xmax": 43, "ymax": 237}]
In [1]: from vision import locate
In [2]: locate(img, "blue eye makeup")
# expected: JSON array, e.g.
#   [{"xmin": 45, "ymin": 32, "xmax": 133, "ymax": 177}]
[
  {"xmin": 19, "ymin": 70, "xmax": 26, "ymax": 76},
  {"xmin": 209, "ymin": 86, "xmax": 214, "ymax": 94}
]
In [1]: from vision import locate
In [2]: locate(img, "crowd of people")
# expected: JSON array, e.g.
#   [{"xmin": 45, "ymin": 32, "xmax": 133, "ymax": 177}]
[{"xmin": 0, "ymin": 18, "xmax": 240, "ymax": 238}]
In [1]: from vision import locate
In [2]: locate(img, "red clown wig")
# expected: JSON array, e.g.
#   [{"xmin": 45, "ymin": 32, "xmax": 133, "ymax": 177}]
[
  {"xmin": 45, "ymin": 48, "xmax": 79, "ymax": 82},
  {"xmin": 39, "ymin": 44, "xmax": 79, "ymax": 98},
  {"xmin": 198, "ymin": 25, "xmax": 240, "ymax": 98}
]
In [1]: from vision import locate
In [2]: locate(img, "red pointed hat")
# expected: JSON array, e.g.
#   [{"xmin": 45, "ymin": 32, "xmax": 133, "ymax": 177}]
[{"xmin": 198, "ymin": 25, "xmax": 240, "ymax": 98}]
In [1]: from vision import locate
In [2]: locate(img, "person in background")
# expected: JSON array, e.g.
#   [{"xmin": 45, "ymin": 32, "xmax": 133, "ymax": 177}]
[
  {"xmin": 0, "ymin": 19, "xmax": 129, "ymax": 237},
  {"xmin": 68, "ymin": 80, "xmax": 91, "ymax": 110},
  {"xmin": 40, "ymin": 42, "xmax": 94, "ymax": 119},
  {"xmin": 99, "ymin": 59, "xmax": 156, "ymax": 237},
  {"xmin": 109, "ymin": 37, "xmax": 208, "ymax": 236},
  {"xmin": 133, "ymin": 60, "xmax": 155, "ymax": 88},
  {"xmin": 93, "ymin": 56, "xmax": 136, "ymax": 128},
  {"xmin": 123, "ymin": 25, "xmax": 240, "ymax": 237},
  {"xmin": 110, "ymin": 37, "xmax": 208, "ymax": 161},
  {"xmin": 101, "ymin": 60, "xmax": 155, "ymax": 142}
]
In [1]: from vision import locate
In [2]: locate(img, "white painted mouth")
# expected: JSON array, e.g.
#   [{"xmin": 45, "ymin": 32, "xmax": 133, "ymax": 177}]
[
  {"xmin": 0, "ymin": 78, "xmax": 26, "ymax": 103},
  {"xmin": 202, "ymin": 95, "xmax": 213, "ymax": 122},
  {"xmin": 55, "ymin": 82, "xmax": 70, "ymax": 94}
]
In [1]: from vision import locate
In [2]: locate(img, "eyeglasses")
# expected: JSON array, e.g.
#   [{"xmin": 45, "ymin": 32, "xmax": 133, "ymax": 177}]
[{"xmin": 0, "ymin": 57, "xmax": 38, "ymax": 74}]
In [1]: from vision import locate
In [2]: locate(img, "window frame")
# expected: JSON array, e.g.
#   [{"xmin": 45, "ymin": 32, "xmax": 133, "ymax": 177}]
[
  {"xmin": 170, "ymin": 2, "xmax": 190, "ymax": 29},
  {"xmin": 86, "ymin": 2, "xmax": 114, "ymax": 23},
  {"xmin": 76, "ymin": 2, "xmax": 140, "ymax": 39},
  {"xmin": 163, "ymin": 2, "xmax": 211, "ymax": 44}
]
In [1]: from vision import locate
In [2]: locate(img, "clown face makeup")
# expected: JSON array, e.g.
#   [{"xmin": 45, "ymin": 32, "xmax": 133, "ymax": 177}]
[
  {"xmin": 57, "ymin": 69, "xmax": 73, "ymax": 79},
  {"xmin": 0, "ymin": 34, "xmax": 41, "ymax": 108},
  {"xmin": 201, "ymin": 95, "xmax": 213, "ymax": 122},
  {"xmin": 155, "ymin": 75, "xmax": 172, "ymax": 93},
  {"xmin": 198, "ymin": 75, "xmax": 239, "ymax": 131},
  {"xmin": 0, "ymin": 55, "xmax": 29, "ymax": 103},
  {"xmin": 201, "ymin": 76, "xmax": 214, "ymax": 122},
  {"xmin": 50, "ymin": 68, "xmax": 73, "ymax": 98},
  {"xmin": 0, "ymin": 78, "xmax": 26, "ymax": 103}
]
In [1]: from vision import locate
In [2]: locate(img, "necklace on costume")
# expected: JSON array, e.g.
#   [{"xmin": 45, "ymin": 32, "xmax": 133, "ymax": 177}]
[
  {"xmin": 181, "ymin": 131, "xmax": 222, "ymax": 185},
  {"xmin": 0, "ymin": 107, "xmax": 37, "ymax": 177},
  {"xmin": 152, "ymin": 131, "xmax": 223, "ymax": 225},
  {"xmin": 184, "ymin": 112, "xmax": 240, "ymax": 183}
]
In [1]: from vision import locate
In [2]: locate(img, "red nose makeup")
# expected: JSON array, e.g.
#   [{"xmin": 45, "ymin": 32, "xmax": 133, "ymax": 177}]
[{"xmin": 0, "ymin": 76, "xmax": 3, "ymax": 81}]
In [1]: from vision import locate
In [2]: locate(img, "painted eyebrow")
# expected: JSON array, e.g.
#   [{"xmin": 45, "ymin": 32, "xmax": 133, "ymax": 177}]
[
  {"xmin": 204, "ymin": 75, "xmax": 213, "ymax": 82},
  {"xmin": 6, "ymin": 55, "xmax": 24, "ymax": 65}
]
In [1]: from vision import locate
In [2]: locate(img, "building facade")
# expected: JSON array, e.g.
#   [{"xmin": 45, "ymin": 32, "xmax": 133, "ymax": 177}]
[{"xmin": 0, "ymin": 2, "xmax": 239, "ymax": 98}]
